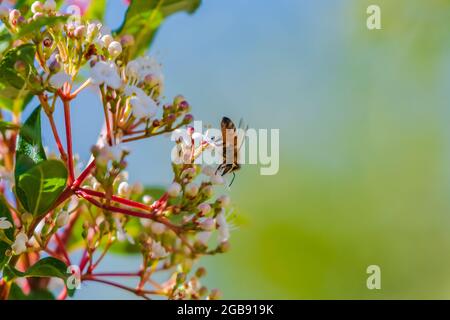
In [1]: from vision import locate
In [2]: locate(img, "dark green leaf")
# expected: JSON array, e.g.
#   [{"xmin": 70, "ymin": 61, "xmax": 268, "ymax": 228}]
[
  {"xmin": 0, "ymin": 44, "xmax": 39, "ymax": 96},
  {"xmin": 14, "ymin": 105, "xmax": 46, "ymax": 183},
  {"xmin": 15, "ymin": 16, "xmax": 68, "ymax": 39},
  {"xmin": 117, "ymin": 0, "xmax": 202, "ymax": 57},
  {"xmin": 9, "ymin": 283, "xmax": 55, "ymax": 300},
  {"xmin": 16, "ymin": 160, "xmax": 68, "ymax": 217},
  {"xmin": 5, "ymin": 257, "xmax": 75, "ymax": 297},
  {"xmin": 0, "ymin": 198, "xmax": 14, "ymax": 271}
]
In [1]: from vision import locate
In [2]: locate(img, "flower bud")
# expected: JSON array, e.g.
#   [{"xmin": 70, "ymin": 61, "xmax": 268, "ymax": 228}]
[
  {"xmin": 217, "ymin": 195, "xmax": 231, "ymax": 207},
  {"xmin": 197, "ymin": 203, "xmax": 211, "ymax": 216},
  {"xmin": 150, "ymin": 222, "xmax": 166, "ymax": 235},
  {"xmin": 43, "ymin": 37, "xmax": 52, "ymax": 47},
  {"xmin": 43, "ymin": 0, "xmax": 56, "ymax": 12},
  {"xmin": 49, "ymin": 59, "xmax": 61, "ymax": 73},
  {"xmin": 56, "ymin": 210, "xmax": 70, "ymax": 227},
  {"xmin": 185, "ymin": 182, "xmax": 199, "ymax": 198},
  {"xmin": 118, "ymin": 181, "xmax": 130, "ymax": 197},
  {"xmin": 198, "ymin": 217, "xmax": 215, "ymax": 231},
  {"xmin": 183, "ymin": 114, "xmax": 194, "ymax": 124},
  {"xmin": 101, "ymin": 34, "xmax": 113, "ymax": 48},
  {"xmin": 21, "ymin": 213, "xmax": 33, "ymax": 226},
  {"xmin": 120, "ymin": 34, "xmax": 135, "ymax": 47},
  {"xmin": 167, "ymin": 182, "xmax": 181, "ymax": 198},
  {"xmin": 9, "ymin": 9, "xmax": 20, "ymax": 25},
  {"xmin": 195, "ymin": 267, "xmax": 207, "ymax": 278},
  {"xmin": 108, "ymin": 41, "xmax": 122, "ymax": 59},
  {"xmin": 201, "ymin": 185, "xmax": 214, "ymax": 198},
  {"xmin": 218, "ymin": 240, "xmax": 230, "ymax": 253},
  {"xmin": 31, "ymin": 1, "xmax": 44, "ymax": 14},
  {"xmin": 74, "ymin": 25, "xmax": 86, "ymax": 39},
  {"xmin": 142, "ymin": 195, "xmax": 153, "ymax": 205}
]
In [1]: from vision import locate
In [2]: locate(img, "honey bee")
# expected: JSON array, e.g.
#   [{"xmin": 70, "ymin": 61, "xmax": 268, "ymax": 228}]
[{"xmin": 216, "ymin": 117, "xmax": 247, "ymax": 186}]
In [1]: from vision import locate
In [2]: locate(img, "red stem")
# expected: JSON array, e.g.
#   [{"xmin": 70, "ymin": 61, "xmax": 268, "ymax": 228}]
[
  {"xmin": 63, "ymin": 100, "xmax": 75, "ymax": 184},
  {"xmin": 54, "ymin": 233, "xmax": 71, "ymax": 265},
  {"xmin": 78, "ymin": 187, "xmax": 152, "ymax": 211},
  {"xmin": 89, "ymin": 272, "xmax": 140, "ymax": 277},
  {"xmin": 72, "ymin": 160, "xmax": 96, "ymax": 189}
]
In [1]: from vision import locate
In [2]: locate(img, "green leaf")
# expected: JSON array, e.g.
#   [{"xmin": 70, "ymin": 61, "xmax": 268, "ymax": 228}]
[
  {"xmin": 15, "ymin": 16, "xmax": 68, "ymax": 40},
  {"xmin": 8, "ymin": 283, "xmax": 55, "ymax": 300},
  {"xmin": 0, "ymin": 198, "xmax": 14, "ymax": 271},
  {"xmin": 14, "ymin": 106, "xmax": 47, "ymax": 183},
  {"xmin": 5, "ymin": 257, "xmax": 75, "ymax": 297},
  {"xmin": 0, "ymin": 91, "xmax": 33, "ymax": 113},
  {"xmin": 84, "ymin": 0, "xmax": 108, "ymax": 21},
  {"xmin": 117, "ymin": 0, "xmax": 202, "ymax": 57},
  {"xmin": 0, "ymin": 44, "xmax": 39, "ymax": 96},
  {"xmin": 16, "ymin": 160, "xmax": 68, "ymax": 217}
]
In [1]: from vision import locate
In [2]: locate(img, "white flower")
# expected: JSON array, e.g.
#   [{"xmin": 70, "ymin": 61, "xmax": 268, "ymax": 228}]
[
  {"xmin": 56, "ymin": 210, "xmax": 70, "ymax": 227},
  {"xmin": 86, "ymin": 22, "xmax": 100, "ymax": 41},
  {"xmin": 0, "ymin": 6, "xmax": 9, "ymax": 20},
  {"xmin": 167, "ymin": 182, "xmax": 181, "ymax": 198},
  {"xmin": 49, "ymin": 71, "xmax": 71, "ymax": 88},
  {"xmin": 96, "ymin": 144, "xmax": 124, "ymax": 165},
  {"xmin": 197, "ymin": 231, "xmax": 211, "ymax": 246},
  {"xmin": 114, "ymin": 217, "xmax": 135, "ymax": 244},
  {"xmin": 118, "ymin": 181, "xmax": 130, "ymax": 197},
  {"xmin": 31, "ymin": 1, "xmax": 43, "ymax": 14},
  {"xmin": 128, "ymin": 87, "xmax": 157, "ymax": 119},
  {"xmin": 12, "ymin": 232, "xmax": 28, "ymax": 255},
  {"xmin": 216, "ymin": 210, "xmax": 229, "ymax": 243},
  {"xmin": 90, "ymin": 61, "xmax": 122, "ymax": 89},
  {"xmin": 185, "ymin": 183, "xmax": 199, "ymax": 198},
  {"xmin": 108, "ymin": 41, "xmax": 122, "ymax": 59},
  {"xmin": 192, "ymin": 129, "xmax": 218, "ymax": 148},
  {"xmin": 126, "ymin": 56, "xmax": 164, "ymax": 89},
  {"xmin": 43, "ymin": 0, "xmax": 56, "ymax": 12},
  {"xmin": 150, "ymin": 241, "xmax": 168, "ymax": 259},
  {"xmin": 0, "ymin": 217, "xmax": 13, "ymax": 230}
]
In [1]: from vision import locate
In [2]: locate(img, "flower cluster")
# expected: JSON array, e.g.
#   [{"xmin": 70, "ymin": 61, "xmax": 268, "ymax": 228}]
[{"xmin": 0, "ymin": 1, "xmax": 236, "ymax": 300}]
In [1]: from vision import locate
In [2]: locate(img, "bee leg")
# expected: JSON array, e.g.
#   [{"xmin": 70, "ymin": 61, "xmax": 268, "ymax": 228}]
[{"xmin": 228, "ymin": 172, "xmax": 236, "ymax": 187}]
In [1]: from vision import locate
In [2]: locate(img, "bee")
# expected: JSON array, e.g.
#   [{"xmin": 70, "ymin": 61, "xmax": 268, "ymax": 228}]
[{"xmin": 216, "ymin": 117, "xmax": 247, "ymax": 186}]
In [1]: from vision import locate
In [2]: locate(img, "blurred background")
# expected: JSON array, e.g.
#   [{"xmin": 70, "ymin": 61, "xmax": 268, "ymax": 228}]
[{"xmin": 41, "ymin": 0, "xmax": 450, "ymax": 299}]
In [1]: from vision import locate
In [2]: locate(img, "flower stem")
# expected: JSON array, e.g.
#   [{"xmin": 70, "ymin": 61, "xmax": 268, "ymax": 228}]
[{"xmin": 63, "ymin": 99, "xmax": 75, "ymax": 184}]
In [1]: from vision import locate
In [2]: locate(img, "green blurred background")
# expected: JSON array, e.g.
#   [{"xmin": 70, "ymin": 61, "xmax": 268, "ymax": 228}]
[{"xmin": 53, "ymin": 0, "xmax": 450, "ymax": 299}]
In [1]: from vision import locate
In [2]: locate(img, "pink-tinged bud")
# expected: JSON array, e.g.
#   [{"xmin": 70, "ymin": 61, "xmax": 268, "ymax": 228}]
[
  {"xmin": 9, "ymin": 9, "xmax": 20, "ymax": 25},
  {"xmin": 108, "ymin": 41, "xmax": 122, "ymax": 59},
  {"xmin": 217, "ymin": 195, "xmax": 231, "ymax": 208},
  {"xmin": 186, "ymin": 126, "xmax": 195, "ymax": 136},
  {"xmin": 118, "ymin": 182, "xmax": 130, "ymax": 197},
  {"xmin": 142, "ymin": 195, "xmax": 153, "ymax": 205},
  {"xmin": 202, "ymin": 185, "xmax": 214, "ymax": 198},
  {"xmin": 152, "ymin": 119, "xmax": 160, "ymax": 127},
  {"xmin": 185, "ymin": 182, "xmax": 199, "ymax": 198},
  {"xmin": 198, "ymin": 217, "xmax": 215, "ymax": 231},
  {"xmin": 74, "ymin": 25, "xmax": 86, "ymax": 39},
  {"xmin": 167, "ymin": 182, "xmax": 181, "ymax": 198},
  {"xmin": 183, "ymin": 114, "xmax": 193, "ymax": 124},
  {"xmin": 166, "ymin": 114, "xmax": 176, "ymax": 123},
  {"xmin": 120, "ymin": 34, "xmax": 135, "ymax": 47},
  {"xmin": 173, "ymin": 95, "xmax": 185, "ymax": 106},
  {"xmin": 43, "ymin": 0, "xmax": 56, "ymax": 12},
  {"xmin": 211, "ymin": 174, "xmax": 225, "ymax": 185},
  {"xmin": 197, "ymin": 203, "xmax": 211, "ymax": 216}
]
